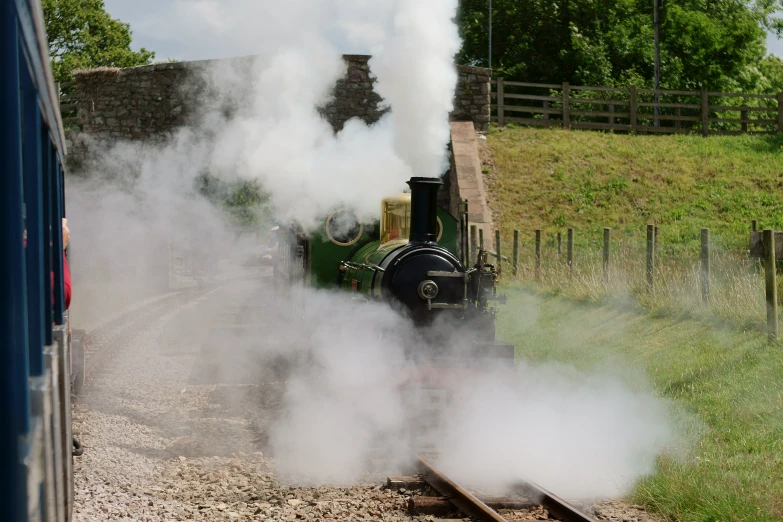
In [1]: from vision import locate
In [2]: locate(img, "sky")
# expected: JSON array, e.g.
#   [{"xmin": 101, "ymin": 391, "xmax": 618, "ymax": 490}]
[
  {"xmin": 768, "ymin": 32, "xmax": 783, "ymax": 58},
  {"xmin": 103, "ymin": 0, "xmax": 372, "ymax": 61},
  {"xmin": 105, "ymin": 0, "xmax": 783, "ymax": 62}
]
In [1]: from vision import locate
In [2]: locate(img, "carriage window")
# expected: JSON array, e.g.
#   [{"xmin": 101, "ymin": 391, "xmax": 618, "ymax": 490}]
[{"xmin": 326, "ymin": 210, "xmax": 363, "ymax": 246}]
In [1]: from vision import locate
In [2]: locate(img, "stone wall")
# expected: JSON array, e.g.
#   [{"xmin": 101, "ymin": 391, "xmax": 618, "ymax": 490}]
[
  {"xmin": 318, "ymin": 55, "xmax": 386, "ymax": 131},
  {"xmin": 452, "ymin": 65, "xmax": 492, "ymax": 132},
  {"xmin": 74, "ymin": 62, "xmax": 194, "ymax": 140},
  {"xmin": 69, "ymin": 55, "xmax": 491, "ymax": 146}
]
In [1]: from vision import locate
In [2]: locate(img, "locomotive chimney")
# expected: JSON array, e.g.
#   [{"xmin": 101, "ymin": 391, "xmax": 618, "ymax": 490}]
[{"xmin": 406, "ymin": 177, "xmax": 442, "ymax": 245}]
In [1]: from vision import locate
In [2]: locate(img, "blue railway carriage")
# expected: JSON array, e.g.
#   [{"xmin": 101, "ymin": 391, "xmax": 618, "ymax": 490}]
[{"xmin": 1, "ymin": 0, "xmax": 78, "ymax": 520}]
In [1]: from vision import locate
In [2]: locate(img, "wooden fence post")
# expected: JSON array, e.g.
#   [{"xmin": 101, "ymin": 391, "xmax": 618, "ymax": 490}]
[
  {"xmin": 675, "ymin": 107, "xmax": 681, "ymax": 133},
  {"xmin": 603, "ymin": 227, "xmax": 610, "ymax": 286},
  {"xmin": 701, "ymin": 228, "xmax": 710, "ymax": 304},
  {"xmin": 535, "ymin": 229, "xmax": 542, "ymax": 282},
  {"xmin": 470, "ymin": 225, "xmax": 478, "ymax": 261},
  {"xmin": 741, "ymin": 106, "xmax": 748, "ymax": 133},
  {"xmin": 654, "ymin": 226, "xmax": 659, "ymax": 257},
  {"xmin": 513, "ymin": 230, "xmax": 519, "ymax": 277},
  {"xmin": 777, "ymin": 92, "xmax": 783, "ymax": 134},
  {"xmin": 563, "ymin": 82, "xmax": 571, "ymax": 129},
  {"xmin": 764, "ymin": 229, "xmax": 779, "ymax": 340},
  {"xmin": 701, "ymin": 87, "xmax": 709, "ymax": 137},
  {"xmin": 567, "ymin": 228, "xmax": 574, "ymax": 269},
  {"xmin": 646, "ymin": 224, "xmax": 655, "ymax": 292},
  {"xmin": 753, "ymin": 220, "xmax": 758, "ymax": 232},
  {"xmin": 557, "ymin": 232, "xmax": 562, "ymax": 259},
  {"xmin": 479, "ymin": 228, "xmax": 484, "ymax": 250},
  {"xmin": 495, "ymin": 230, "xmax": 502, "ymax": 270},
  {"xmin": 497, "ymin": 78, "xmax": 505, "ymax": 127},
  {"xmin": 609, "ymin": 104, "xmax": 615, "ymax": 126},
  {"xmin": 630, "ymin": 85, "xmax": 638, "ymax": 133},
  {"xmin": 543, "ymin": 101, "xmax": 550, "ymax": 121}
]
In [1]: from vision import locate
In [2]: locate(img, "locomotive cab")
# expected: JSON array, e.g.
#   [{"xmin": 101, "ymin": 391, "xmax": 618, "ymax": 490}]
[{"xmin": 381, "ymin": 193, "xmax": 411, "ymax": 244}]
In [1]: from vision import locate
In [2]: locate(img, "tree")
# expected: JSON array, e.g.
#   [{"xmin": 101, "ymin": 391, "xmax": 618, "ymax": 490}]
[
  {"xmin": 457, "ymin": 0, "xmax": 783, "ymax": 92},
  {"xmin": 43, "ymin": 0, "xmax": 154, "ymax": 83},
  {"xmin": 196, "ymin": 172, "xmax": 273, "ymax": 230}
]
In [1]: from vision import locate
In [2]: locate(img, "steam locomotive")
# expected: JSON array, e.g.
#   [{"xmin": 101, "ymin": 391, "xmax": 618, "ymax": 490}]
[{"xmin": 274, "ymin": 176, "xmax": 514, "ymax": 363}]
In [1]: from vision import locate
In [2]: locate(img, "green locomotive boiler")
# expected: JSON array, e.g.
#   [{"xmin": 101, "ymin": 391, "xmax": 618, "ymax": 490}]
[{"xmin": 275, "ymin": 176, "xmax": 513, "ymax": 361}]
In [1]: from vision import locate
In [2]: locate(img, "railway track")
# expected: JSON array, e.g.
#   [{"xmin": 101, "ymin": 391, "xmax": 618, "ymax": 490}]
[
  {"xmin": 72, "ymin": 270, "xmax": 604, "ymax": 521},
  {"xmin": 388, "ymin": 455, "xmax": 596, "ymax": 522}
]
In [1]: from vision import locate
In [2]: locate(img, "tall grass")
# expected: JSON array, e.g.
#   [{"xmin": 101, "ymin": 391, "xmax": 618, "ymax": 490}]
[{"xmin": 493, "ymin": 233, "xmax": 778, "ymax": 332}]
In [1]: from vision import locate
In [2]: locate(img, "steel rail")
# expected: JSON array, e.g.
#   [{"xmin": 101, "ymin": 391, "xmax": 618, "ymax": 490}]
[
  {"xmin": 416, "ymin": 455, "xmax": 597, "ymax": 522},
  {"xmin": 417, "ymin": 455, "xmax": 507, "ymax": 522},
  {"xmin": 514, "ymin": 481, "xmax": 597, "ymax": 522}
]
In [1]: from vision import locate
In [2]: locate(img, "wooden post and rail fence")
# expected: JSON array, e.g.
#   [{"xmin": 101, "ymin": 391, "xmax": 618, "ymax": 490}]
[
  {"xmin": 466, "ymin": 223, "xmax": 782, "ymax": 341},
  {"xmin": 491, "ymin": 79, "xmax": 783, "ymax": 135}
]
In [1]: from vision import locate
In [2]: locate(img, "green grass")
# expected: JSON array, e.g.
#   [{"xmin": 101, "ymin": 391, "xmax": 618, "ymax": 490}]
[
  {"xmin": 487, "ymin": 126, "xmax": 783, "ymax": 519},
  {"xmin": 498, "ymin": 289, "xmax": 783, "ymax": 522},
  {"xmin": 486, "ymin": 126, "xmax": 783, "ymax": 252}
]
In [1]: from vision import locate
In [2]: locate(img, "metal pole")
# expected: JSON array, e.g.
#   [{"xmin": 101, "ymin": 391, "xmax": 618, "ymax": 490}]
[
  {"xmin": 654, "ymin": 0, "xmax": 661, "ymax": 126},
  {"xmin": 488, "ymin": 0, "xmax": 492, "ymax": 70},
  {"xmin": 470, "ymin": 225, "xmax": 478, "ymax": 263}
]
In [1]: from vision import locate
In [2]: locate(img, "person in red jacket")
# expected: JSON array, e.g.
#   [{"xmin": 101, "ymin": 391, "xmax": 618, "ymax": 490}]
[
  {"xmin": 24, "ymin": 218, "xmax": 71, "ymax": 310},
  {"xmin": 59, "ymin": 218, "xmax": 71, "ymax": 310}
]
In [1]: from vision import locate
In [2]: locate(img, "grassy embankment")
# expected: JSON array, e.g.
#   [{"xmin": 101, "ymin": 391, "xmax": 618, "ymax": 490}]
[
  {"xmin": 484, "ymin": 127, "xmax": 783, "ymax": 329},
  {"xmin": 487, "ymin": 126, "xmax": 783, "ymax": 249},
  {"xmin": 497, "ymin": 293, "xmax": 783, "ymax": 522},
  {"xmin": 488, "ymin": 128, "xmax": 783, "ymax": 521}
]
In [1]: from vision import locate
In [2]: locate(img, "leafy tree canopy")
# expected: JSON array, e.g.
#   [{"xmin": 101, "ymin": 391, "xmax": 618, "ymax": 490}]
[
  {"xmin": 197, "ymin": 173, "xmax": 273, "ymax": 230},
  {"xmin": 458, "ymin": 0, "xmax": 783, "ymax": 92},
  {"xmin": 43, "ymin": 0, "xmax": 154, "ymax": 83}
]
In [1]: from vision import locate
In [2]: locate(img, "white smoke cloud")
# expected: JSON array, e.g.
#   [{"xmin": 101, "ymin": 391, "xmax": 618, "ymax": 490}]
[
  {"xmin": 371, "ymin": 0, "xmax": 461, "ymax": 177},
  {"xmin": 258, "ymin": 287, "xmax": 685, "ymax": 497},
  {"xmin": 109, "ymin": 0, "xmax": 460, "ymax": 229},
  {"xmin": 192, "ymin": 0, "xmax": 460, "ymax": 227},
  {"xmin": 68, "ymin": 0, "xmax": 689, "ymax": 503},
  {"xmin": 435, "ymin": 364, "xmax": 679, "ymax": 499},
  {"xmin": 268, "ymin": 292, "xmax": 412, "ymax": 483}
]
